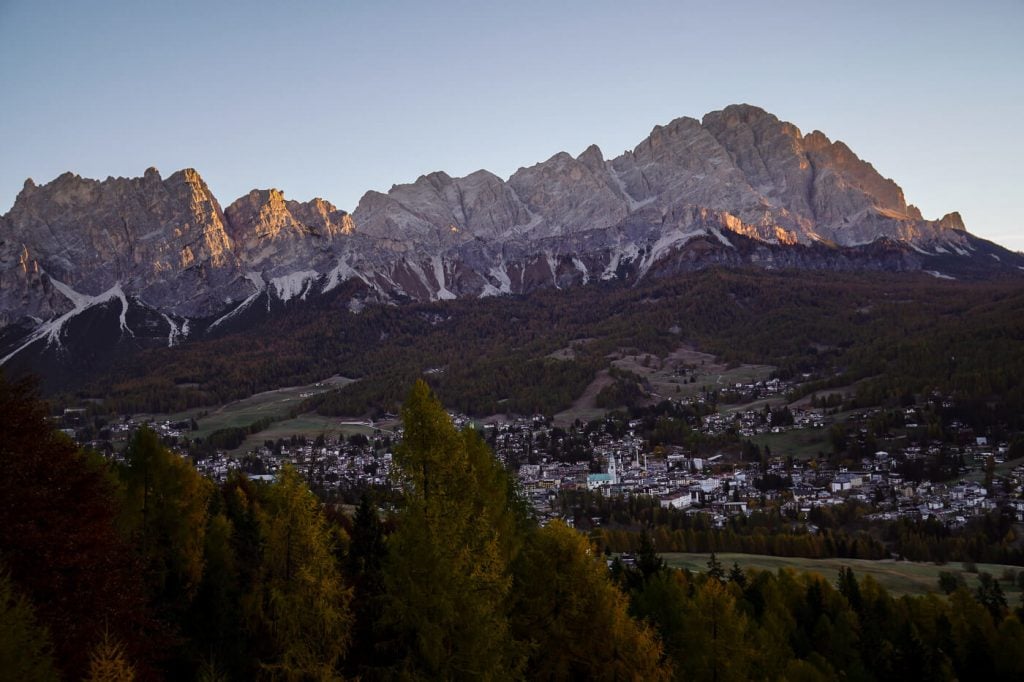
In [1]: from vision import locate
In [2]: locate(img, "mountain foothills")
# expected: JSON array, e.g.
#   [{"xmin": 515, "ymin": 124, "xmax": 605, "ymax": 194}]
[{"xmin": 2, "ymin": 104, "xmax": 1023, "ymax": 379}]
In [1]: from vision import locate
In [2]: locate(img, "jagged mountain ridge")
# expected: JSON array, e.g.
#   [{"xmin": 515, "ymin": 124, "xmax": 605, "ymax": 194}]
[{"xmin": 1, "ymin": 104, "xmax": 1021, "ymax": 369}]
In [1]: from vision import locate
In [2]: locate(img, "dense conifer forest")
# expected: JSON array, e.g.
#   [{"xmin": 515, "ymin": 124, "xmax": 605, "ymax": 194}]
[{"xmin": 66, "ymin": 269, "xmax": 1024, "ymax": 442}]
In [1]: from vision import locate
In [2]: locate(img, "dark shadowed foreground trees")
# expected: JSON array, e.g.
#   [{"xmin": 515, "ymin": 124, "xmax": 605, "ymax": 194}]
[
  {"xmin": 0, "ymin": 374, "xmax": 160, "ymax": 678},
  {"xmin": 511, "ymin": 520, "xmax": 670, "ymax": 680},
  {"xmin": 5, "ymin": 374, "xmax": 1024, "ymax": 679}
]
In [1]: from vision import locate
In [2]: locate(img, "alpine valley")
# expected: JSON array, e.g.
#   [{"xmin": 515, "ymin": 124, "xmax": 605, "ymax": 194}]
[{"xmin": 1, "ymin": 104, "xmax": 1022, "ymax": 403}]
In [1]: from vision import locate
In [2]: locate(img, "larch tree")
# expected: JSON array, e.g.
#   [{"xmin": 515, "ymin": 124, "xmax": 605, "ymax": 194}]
[
  {"xmin": 380, "ymin": 380, "xmax": 522, "ymax": 679},
  {"xmin": 511, "ymin": 520, "xmax": 670, "ymax": 681},
  {"xmin": 255, "ymin": 464, "xmax": 351, "ymax": 681},
  {"xmin": 84, "ymin": 630, "xmax": 136, "ymax": 682},
  {"xmin": 674, "ymin": 578, "xmax": 752, "ymax": 682},
  {"xmin": 121, "ymin": 426, "xmax": 213, "ymax": 609}
]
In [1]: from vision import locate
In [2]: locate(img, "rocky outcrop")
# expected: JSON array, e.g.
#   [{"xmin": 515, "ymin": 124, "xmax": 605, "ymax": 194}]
[
  {"xmin": 224, "ymin": 189, "xmax": 354, "ymax": 275},
  {"xmin": 0, "ymin": 168, "xmax": 245, "ymax": 325},
  {"xmin": 354, "ymin": 169, "xmax": 532, "ymax": 247},
  {"xmin": 1, "ymin": 104, "xmax": 1018, "ymax": 354}
]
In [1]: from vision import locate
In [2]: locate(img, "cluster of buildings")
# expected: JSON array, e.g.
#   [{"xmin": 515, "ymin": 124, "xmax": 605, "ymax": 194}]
[{"xmin": 60, "ymin": 384, "xmax": 1023, "ymax": 528}]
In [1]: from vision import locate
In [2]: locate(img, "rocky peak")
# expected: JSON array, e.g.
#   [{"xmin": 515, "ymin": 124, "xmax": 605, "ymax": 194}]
[
  {"xmin": 160, "ymin": 169, "xmax": 234, "ymax": 269},
  {"xmin": 225, "ymin": 188, "xmax": 296, "ymax": 241},
  {"xmin": 354, "ymin": 168, "xmax": 531, "ymax": 245},
  {"xmin": 287, "ymin": 197, "xmax": 354, "ymax": 237},
  {"xmin": 0, "ymin": 166, "xmax": 244, "ymax": 322},
  {"xmin": 702, "ymin": 103, "xmax": 780, "ymax": 131},
  {"xmin": 576, "ymin": 144, "xmax": 606, "ymax": 174},
  {"xmin": 223, "ymin": 187, "xmax": 356, "ymax": 275},
  {"xmin": 614, "ymin": 114, "xmax": 757, "ymax": 213},
  {"xmin": 509, "ymin": 150, "xmax": 627, "ymax": 237},
  {"xmin": 938, "ymin": 212, "xmax": 965, "ymax": 231}
]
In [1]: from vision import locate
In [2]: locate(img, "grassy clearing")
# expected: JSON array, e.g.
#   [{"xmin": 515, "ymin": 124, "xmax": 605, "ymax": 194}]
[
  {"xmin": 613, "ymin": 346, "xmax": 775, "ymax": 402},
  {"xmin": 553, "ymin": 345, "xmax": 779, "ymax": 426},
  {"xmin": 228, "ymin": 413, "xmax": 393, "ymax": 455},
  {"xmin": 661, "ymin": 552, "xmax": 1024, "ymax": 597},
  {"xmin": 134, "ymin": 375, "xmax": 355, "ymax": 440},
  {"xmin": 553, "ymin": 369, "xmax": 614, "ymax": 427},
  {"xmin": 186, "ymin": 375, "xmax": 354, "ymax": 439},
  {"xmin": 749, "ymin": 428, "xmax": 830, "ymax": 460}
]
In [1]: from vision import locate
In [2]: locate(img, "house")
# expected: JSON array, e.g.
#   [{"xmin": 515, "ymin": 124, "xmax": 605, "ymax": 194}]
[
  {"xmin": 659, "ymin": 489, "xmax": 693, "ymax": 510},
  {"xmin": 830, "ymin": 473, "xmax": 863, "ymax": 492}
]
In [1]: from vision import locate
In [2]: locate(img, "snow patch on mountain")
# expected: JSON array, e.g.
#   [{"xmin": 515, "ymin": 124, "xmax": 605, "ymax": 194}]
[
  {"xmin": 488, "ymin": 263, "xmax": 513, "ymax": 294},
  {"xmin": 606, "ymin": 162, "xmax": 645, "ymax": 211},
  {"xmin": 209, "ymin": 273, "xmax": 265, "ymax": 330},
  {"xmin": 404, "ymin": 259, "xmax": 437, "ymax": 300},
  {"xmin": 478, "ymin": 283, "xmax": 503, "ymax": 298},
  {"xmin": 324, "ymin": 259, "xmax": 382, "ymax": 294},
  {"xmin": 572, "ymin": 257, "xmax": 590, "ymax": 284},
  {"xmin": 160, "ymin": 312, "xmax": 183, "ymax": 347},
  {"xmin": 271, "ymin": 270, "xmax": 319, "ymax": 302},
  {"xmin": 1, "ymin": 280, "xmax": 132, "ymax": 365},
  {"xmin": 50, "ymin": 277, "xmax": 93, "ymax": 309},
  {"xmin": 637, "ymin": 228, "xmax": 707, "ymax": 278},
  {"xmin": 544, "ymin": 251, "xmax": 560, "ymax": 288},
  {"xmin": 707, "ymin": 225, "xmax": 735, "ymax": 248},
  {"xmin": 602, "ymin": 242, "xmax": 640, "ymax": 280},
  {"xmin": 431, "ymin": 256, "xmax": 456, "ymax": 300}
]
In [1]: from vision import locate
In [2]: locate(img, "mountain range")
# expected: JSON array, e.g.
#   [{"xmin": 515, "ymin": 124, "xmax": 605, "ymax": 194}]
[{"xmin": 1, "ymin": 103, "xmax": 1022, "ymax": 374}]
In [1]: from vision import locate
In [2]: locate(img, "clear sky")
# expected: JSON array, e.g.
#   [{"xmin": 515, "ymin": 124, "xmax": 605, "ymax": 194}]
[{"xmin": 1, "ymin": 0, "xmax": 1021, "ymax": 250}]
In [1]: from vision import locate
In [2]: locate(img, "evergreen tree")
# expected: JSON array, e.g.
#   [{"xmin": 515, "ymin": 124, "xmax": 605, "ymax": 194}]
[
  {"xmin": 343, "ymin": 494, "xmax": 388, "ymax": 675},
  {"xmin": 706, "ymin": 552, "xmax": 725, "ymax": 581},
  {"xmin": 728, "ymin": 561, "xmax": 747, "ymax": 589},
  {"xmin": 635, "ymin": 529, "xmax": 667, "ymax": 584}
]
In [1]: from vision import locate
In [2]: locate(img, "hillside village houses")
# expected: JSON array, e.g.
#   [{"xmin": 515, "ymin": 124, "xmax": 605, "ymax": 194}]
[{"xmin": 65, "ymin": 378, "xmax": 1023, "ymax": 531}]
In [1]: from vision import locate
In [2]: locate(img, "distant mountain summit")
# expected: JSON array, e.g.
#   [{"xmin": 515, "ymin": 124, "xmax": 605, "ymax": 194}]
[{"xmin": 1, "ymin": 104, "xmax": 1021, "ymax": 369}]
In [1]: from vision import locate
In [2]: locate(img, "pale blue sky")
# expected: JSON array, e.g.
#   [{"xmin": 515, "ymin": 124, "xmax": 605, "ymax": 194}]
[{"xmin": 1, "ymin": 0, "xmax": 1021, "ymax": 249}]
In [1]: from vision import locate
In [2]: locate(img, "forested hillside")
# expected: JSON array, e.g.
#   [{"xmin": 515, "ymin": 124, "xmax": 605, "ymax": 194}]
[{"xmin": 74, "ymin": 268, "xmax": 1024, "ymax": 440}]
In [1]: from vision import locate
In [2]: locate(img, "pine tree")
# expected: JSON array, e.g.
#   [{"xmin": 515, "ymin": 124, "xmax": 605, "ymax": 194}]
[
  {"xmin": 728, "ymin": 561, "xmax": 747, "ymax": 589},
  {"xmin": 343, "ymin": 494, "xmax": 388, "ymax": 675},
  {"xmin": 707, "ymin": 552, "xmax": 725, "ymax": 581}
]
